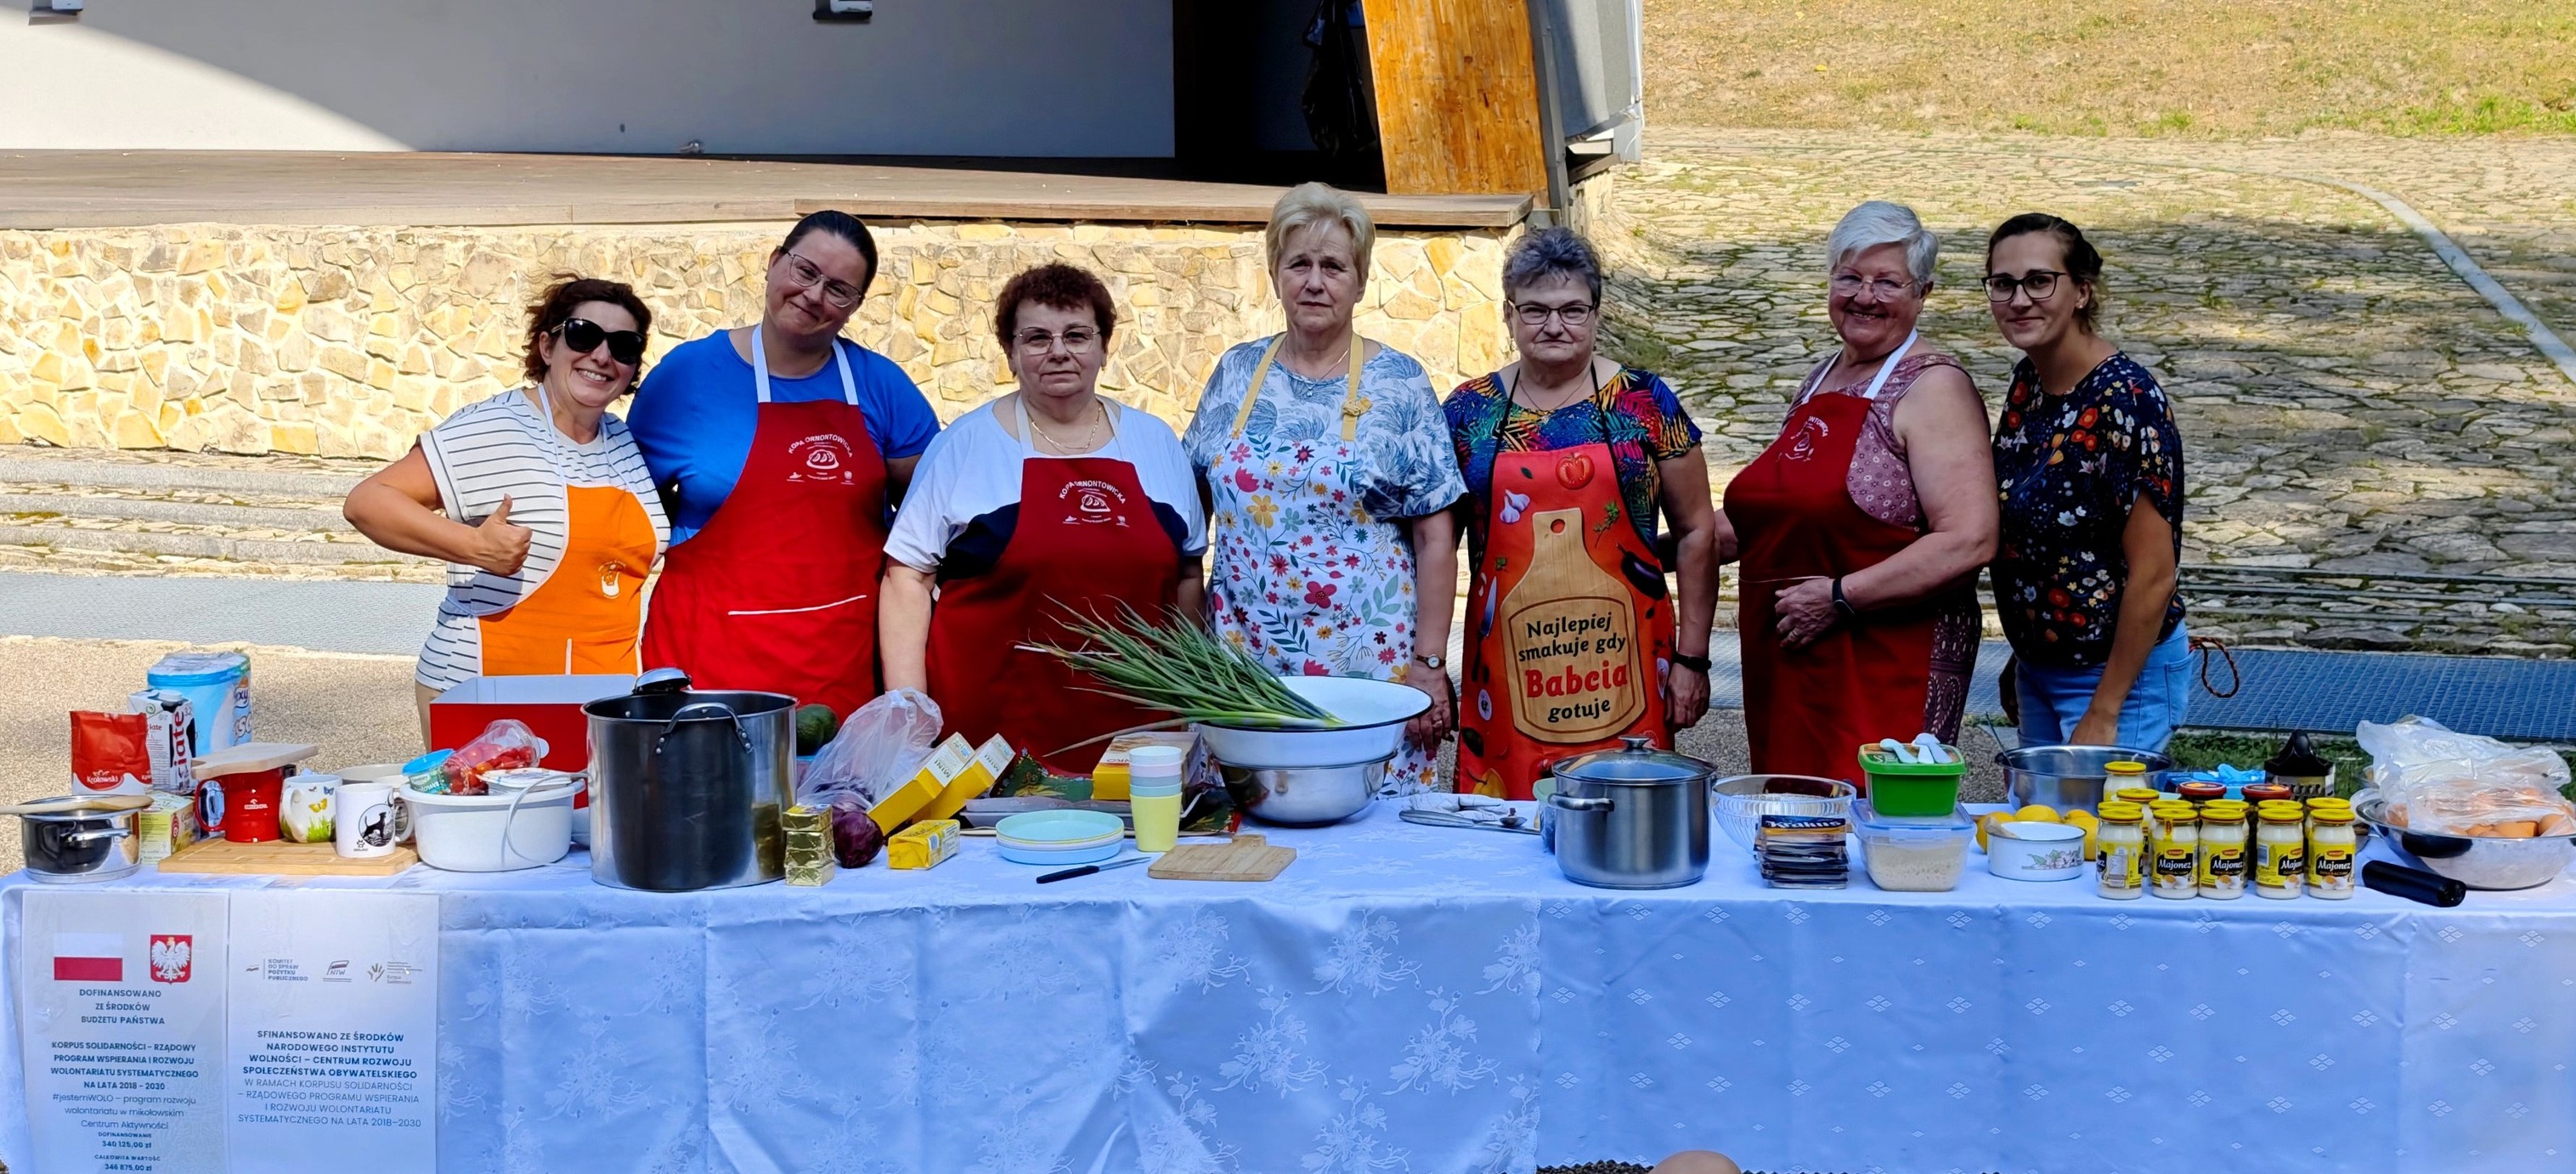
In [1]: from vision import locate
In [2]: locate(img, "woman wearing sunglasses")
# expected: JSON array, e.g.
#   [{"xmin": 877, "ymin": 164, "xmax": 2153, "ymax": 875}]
[
  {"xmin": 344, "ymin": 276, "xmax": 669, "ymax": 743},
  {"xmin": 1986, "ymin": 213, "xmax": 2189, "ymax": 751},
  {"xmin": 626, "ymin": 210, "xmax": 940, "ymax": 716}
]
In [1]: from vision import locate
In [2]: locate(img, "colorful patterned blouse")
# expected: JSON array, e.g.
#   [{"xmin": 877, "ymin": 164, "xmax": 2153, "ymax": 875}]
[
  {"xmin": 1991, "ymin": 353, "xmax": 2187, "ymax": 669},
  {"xmin": 1443, "ymin": 366, "xmax": 1703, "ymax": 565}
]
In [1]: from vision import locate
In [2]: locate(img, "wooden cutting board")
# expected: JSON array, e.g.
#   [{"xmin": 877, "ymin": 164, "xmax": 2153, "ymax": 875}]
[
  {"xmin": 157, "ymin": 838, "xmax": 418, "ymax": 877},
  {"xmin": 1149, "ymin": 833, "xmax": 1295, "ymax": 882}
]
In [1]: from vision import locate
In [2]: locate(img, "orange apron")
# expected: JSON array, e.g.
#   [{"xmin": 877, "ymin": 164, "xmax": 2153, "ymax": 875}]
[
  {"xmin": 1458, "ymin": 390, "xmax": 1674, "ymax": 799},
  {"xmin": 475, "ymin": 398, "xmax": 658, "ymax": 674}
]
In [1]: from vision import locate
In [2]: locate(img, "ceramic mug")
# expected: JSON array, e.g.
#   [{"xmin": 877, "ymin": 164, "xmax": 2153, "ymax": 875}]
[{"xmin": 334, "ymin": 779, "xmax": 410, "ymax": 858}]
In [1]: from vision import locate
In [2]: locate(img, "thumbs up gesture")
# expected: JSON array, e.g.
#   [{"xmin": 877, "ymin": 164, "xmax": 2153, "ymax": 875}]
[{"xmin": 468, "ymin": 495, "xmax": 534, "ymax": 576}]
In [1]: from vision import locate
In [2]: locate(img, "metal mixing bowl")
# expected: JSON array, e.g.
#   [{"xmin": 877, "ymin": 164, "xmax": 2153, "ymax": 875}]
[
  {"xmin": 2354, "ymin": 797, "xmax": 2575, "ymax": 890},
  {"xmin": 1999, "ymin": 745, "xmax": 2178, "ymax": 810},
  {"xmin": 1222, "ymin": 757, "xmax": 1388, "ymax": 827}
]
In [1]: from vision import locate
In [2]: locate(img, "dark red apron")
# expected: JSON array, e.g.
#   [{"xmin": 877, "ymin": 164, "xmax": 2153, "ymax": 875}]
[
  {"xmin": 1724, "ymin": 334, "xmax": 1938, "ymax": 783},
  {"xmin": 925, "ymin": 403, "xmax": 1182, "ymax": 773},
  {"xmin": 641, "ymin": 327, "xmax": 888, "ymax": 715}
]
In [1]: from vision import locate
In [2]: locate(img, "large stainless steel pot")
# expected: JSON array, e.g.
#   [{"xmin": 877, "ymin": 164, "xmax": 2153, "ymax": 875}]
[
  {"xmin": 585, "ymin": 669, "xmax": 794, "ymax": 891},
  {"xmin": 1545, "ymin": 737, "xmax": 1715, "ymax": 889},
  {"xmin": 1998, "ymin": 744, "xmax": 2178, "ymax": 810},
  {"xmin": 20, "ymin": 799, "xmax": 140, "ymax": 883}
]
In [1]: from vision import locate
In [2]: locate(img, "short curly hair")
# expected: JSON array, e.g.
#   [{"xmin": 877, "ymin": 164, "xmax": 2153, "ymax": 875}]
[
  {"xmin": 993, "ymin": 262, "xmax": 1118, "ymax": 349},
  {"xmin": 522, "ymin": 275, "xmax": 652, "ymax": 385}
]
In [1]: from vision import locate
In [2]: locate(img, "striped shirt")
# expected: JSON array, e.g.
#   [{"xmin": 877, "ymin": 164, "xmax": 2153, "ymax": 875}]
[{"xmin": 414, "ymin": 389, "xmax": 668, "ymax": 689}]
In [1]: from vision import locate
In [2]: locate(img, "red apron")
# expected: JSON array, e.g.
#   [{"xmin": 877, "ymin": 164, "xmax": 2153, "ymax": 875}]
[
  {"xmin": 641, "ymin": 327, "xmax": 888, "ymax": 715},
  {"xmin": 1458, "ymin": 398, "xmax": 1674, "ymax": 799},
  {"xmin": 1724, "ymin": 331, "xmax": 1936, "ymax": 783},
  {"xmin": 925, "ymin": 401, "xmax": 1182, "ymax": 773}
]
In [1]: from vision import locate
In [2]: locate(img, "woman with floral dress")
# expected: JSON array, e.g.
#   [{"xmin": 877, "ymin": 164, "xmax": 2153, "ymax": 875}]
[{"xmin": 1183, "ymin": 183, "xmax": 1468, "ymax": 793}]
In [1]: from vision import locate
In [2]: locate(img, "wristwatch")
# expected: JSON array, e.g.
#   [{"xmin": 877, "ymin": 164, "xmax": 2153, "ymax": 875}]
[
  {"xmin": 1669, "ymin": 650, "xmax": 1713, "ymax": 674},
  {"xmin": 1412, "ymin": 653, "xmax": 1446, "ymax": 670},
  {"xmin": 1831, "ymin": 576, "xmax": 1861, "ymax": 621}
]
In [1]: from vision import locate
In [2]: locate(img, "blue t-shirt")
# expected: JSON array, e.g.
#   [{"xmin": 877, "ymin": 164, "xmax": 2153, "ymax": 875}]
[{"xmin": 627, "ymin": 332, "xmax": 941, "ymax": 544}]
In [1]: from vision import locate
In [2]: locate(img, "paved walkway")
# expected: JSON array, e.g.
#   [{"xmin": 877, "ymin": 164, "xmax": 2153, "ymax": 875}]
[{"xmin": 0, "ymin": 571, "xmax": 435, "ymax": 655}]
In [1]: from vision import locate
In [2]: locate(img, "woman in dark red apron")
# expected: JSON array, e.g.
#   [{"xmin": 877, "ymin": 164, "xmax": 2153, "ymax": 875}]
[
  {"xmin": 1723, "ymin": 201, "xmax": 1997, "ymax": 782},
  {"xmin": 628, "ymin": 212, "xmax": 941, "ymax": 715},
  {"xmin": 879, "ymin": 264, "xmax": 1206, "ymax": 770}
]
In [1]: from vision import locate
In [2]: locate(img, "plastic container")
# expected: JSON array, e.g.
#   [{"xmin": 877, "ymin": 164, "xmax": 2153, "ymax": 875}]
[
  {"xmin": 1854, "ymin": 802, "xmax": 1973, "ymax": 892},
  {"xmin": 1856, "ymin": 744, "xmax": 1965, "ymax": 817},
  {"xmin": 146, "ymin": 652, "xmax": 251, "ymax": 757},
  {"xmin": 404, "ymin": 779, "xmax": 574, "ymax": 872}
]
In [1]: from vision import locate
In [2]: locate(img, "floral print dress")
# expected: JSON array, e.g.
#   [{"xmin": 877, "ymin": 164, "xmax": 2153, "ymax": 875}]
[{"xmin": 1183, "ymin": 337, "xmax": 1469, "ymax": 793}]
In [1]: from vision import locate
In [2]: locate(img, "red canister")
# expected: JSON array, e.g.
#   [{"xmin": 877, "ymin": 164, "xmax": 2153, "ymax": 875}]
[
  {"xmin": 222, "ymin": 768, "xmax": 285, "ymax": 843},
  {"xmin": 2240, "ymin": 782, "xmax": 2294, "ymax": 805},
  {"xmin": 2177, "ymin": 781, "xmax": 2227, "ymax": 804}
]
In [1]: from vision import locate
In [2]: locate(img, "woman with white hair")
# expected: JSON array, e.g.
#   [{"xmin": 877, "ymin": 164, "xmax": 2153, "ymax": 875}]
[
  {"xmin": 1183, "ymin": 182, "xmax": 1468, "ymax": 793},
  {"xmin": 1442, "ymin": 226, "xmax": 1722, "ymax": 799},
  {"xmin": 1724, "ymin": 200, "xmax": 1997, "ymax": 781}
]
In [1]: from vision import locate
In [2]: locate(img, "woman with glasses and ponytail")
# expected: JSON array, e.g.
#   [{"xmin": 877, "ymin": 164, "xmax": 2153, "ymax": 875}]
[
  {"xmin": 1441, "ymin": 227, "xmax": 1722, "ymax": 800},
  {"xmin": 1724, "ymin": 201, "xmax": 1997, "ymax": 782},
  {"xmin": 345, "ymin": 275, "xmax": 669, "ymax": 744},
  {"xmin": 1986, "ymin": 213, "xmax": 2189, "ymax": 751},
  {"xmin": 626, "ymin": 211, "xmax": 941, "ymax": 716},
  {"xmin": 878, "ymin": 263, "xmax": 1206, "ymax": 770}
]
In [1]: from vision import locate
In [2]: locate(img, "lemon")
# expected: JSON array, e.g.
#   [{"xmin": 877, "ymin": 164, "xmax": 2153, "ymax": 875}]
[
  {"xmin": 1977, "ymin": 811, "xmax": 2009, "ymax": 852},
  {"xmin": 2014, "ymin": 804, "xmax": 2061, "ymax": 824},
  {"xmin": 2063, "ymin": 810, "xmax": 2099, "ymax": 829}
]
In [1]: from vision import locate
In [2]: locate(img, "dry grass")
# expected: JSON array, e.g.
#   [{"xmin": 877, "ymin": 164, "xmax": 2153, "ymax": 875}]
[{"xmin": 1644, "ymin": 0, "xmax": 2576, "ymax": 136}]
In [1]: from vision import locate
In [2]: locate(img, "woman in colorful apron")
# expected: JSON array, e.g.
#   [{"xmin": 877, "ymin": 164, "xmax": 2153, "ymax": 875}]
[
  {"xmin": 342, "ymin": 277, "xmax": 668, "ymax": 746},
  {"xmin": 1181, "ymin": 183, "xmax": 1467, "ymax": 793},
  {"xmin": 1443, "ymin": 228, "xmax": 1723, "ymax": 799},
  {"xmin": 880, "ymin": 263, "xmax": 1206, "ymax": 771},
  {"xmin": 1723, "ymin": 201, "xmax": 1997, "ymax": 782},
  {"xmin": 626, "ymin": 211, "xmax": 941, "ymax": 716}
]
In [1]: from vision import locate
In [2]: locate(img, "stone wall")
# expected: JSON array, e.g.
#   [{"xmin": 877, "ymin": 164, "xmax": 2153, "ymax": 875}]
[{"xmin": 0, "ymin": 221, "xmax": 1512, "ymax": 460}]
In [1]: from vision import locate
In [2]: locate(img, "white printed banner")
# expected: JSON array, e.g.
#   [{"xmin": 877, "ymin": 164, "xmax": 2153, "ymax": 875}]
[
  {"xmin": 223, "ymin": 890, "xmax": 438, "ymax": 1174},
  {"xmin": 18, "ymin": 888, "xmax": 230, "ymax": 1174}
]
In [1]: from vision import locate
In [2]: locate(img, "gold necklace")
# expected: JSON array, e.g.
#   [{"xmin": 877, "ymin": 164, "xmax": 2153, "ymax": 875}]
[{"xmin": 1025, "ymin": 397, "xmax": 1105, "ymax": 453}]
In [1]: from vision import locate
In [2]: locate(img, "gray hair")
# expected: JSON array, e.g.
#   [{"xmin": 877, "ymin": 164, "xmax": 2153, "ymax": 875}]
[
  {"xmin": 1501, "ymin": 225, "xmax": 1604, "ymax": 303},
  {"xmin": 1265, "ymin": 182, "xmax": 1376, "ymax": 274},
  {"xmin": 1825, "ymin": 200, "xmax": 1939, "ymax": 288}
]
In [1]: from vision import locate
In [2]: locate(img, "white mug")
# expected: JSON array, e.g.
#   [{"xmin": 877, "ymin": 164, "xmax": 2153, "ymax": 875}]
[{"xmin": 334, "ymin": 779, "xmax": 410, "ymax": 858}]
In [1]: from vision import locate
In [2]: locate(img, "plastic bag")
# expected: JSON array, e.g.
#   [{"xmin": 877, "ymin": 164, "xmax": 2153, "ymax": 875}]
[
  {"xmin": 798, "ymin": 690, "xmax": 942, "ymax": 811},
  {"xmin": 2356, "ymin": 716, "xmax": 2575, "ymax": 837},
  {"xmin": 443, "ymin": 720, "xmax": 547, "ymax": 797}
]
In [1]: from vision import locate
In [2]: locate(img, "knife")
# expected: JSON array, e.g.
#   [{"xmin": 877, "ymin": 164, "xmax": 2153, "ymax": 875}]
[{"xmin": 1038, "ymin": 855, "xmax": 1151, "ymax": 884}]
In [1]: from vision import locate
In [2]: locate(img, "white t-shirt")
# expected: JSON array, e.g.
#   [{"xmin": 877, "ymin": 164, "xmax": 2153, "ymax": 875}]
[{"xmin": 885, "ymin": 396, "xmax": 1207, "ymax": 574}]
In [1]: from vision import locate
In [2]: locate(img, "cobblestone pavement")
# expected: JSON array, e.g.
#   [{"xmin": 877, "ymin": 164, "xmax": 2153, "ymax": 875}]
[{"xmin": 1597, "ymin": 129, "xmax": 2576, "ymax": 654}]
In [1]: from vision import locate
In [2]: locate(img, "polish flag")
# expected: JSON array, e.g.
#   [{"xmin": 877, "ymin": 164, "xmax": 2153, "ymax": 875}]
[{"xmin": 52, "ymin": 932, "xmax": 123, "ymax": 981}]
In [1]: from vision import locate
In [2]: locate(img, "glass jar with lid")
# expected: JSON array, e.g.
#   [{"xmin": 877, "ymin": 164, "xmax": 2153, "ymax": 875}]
[
  {"xmin": 2197, "ymin": 800, "xmax": 2250, "ymax": 899},
  {"xmin": 2095, "ymin": 800, "xmax": 2146, "ymax": 900},
  {"xmin": 2254, "ymin": 802, "xmax": 2307, "ymax": 899},
  {"xmin": 2148, "ymin": 804, "xmax": 2200, "ymax": 899}
]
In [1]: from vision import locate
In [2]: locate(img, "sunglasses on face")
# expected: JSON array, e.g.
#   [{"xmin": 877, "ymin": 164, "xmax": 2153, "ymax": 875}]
[{"xmin": 551, "ymin": 318, "xmax": 647, "ymax": 365}]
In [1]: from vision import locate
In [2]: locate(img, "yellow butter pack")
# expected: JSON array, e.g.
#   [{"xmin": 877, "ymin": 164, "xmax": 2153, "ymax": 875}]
[
  {"xmin": 781, "ymin": 804, "xmax": 838, "ymax": 886},
  {"xmin": 1092, "ymin": 731, "xmax": 1195, "ymax": 802},
  {"xmin": 870, "ymin": 736, "xmax": 971, "ymax": 833},
  {"xmin": 921, "ymin": 733, "xmax": 1013, "ymax": 824},
  {"xmin": 888, "ymin": 818, "xmax": 960, "ymax": 871}
]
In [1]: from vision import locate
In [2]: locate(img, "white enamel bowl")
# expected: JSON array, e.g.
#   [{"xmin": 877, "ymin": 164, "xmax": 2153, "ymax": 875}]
[{"xmin": 1194, "ymin": 676, "xmax": 1431, "ymax": 769}]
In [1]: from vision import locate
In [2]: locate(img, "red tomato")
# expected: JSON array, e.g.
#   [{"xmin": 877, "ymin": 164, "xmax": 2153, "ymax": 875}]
[{"xmin": 1555, "ymin": 453, "xmax": 1594, "ymax": 491}]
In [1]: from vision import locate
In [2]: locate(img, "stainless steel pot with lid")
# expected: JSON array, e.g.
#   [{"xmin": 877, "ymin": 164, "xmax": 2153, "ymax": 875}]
[
  {"xmin": 1545, "ymin": 737, "xmax": 1715, "ymax": 889},
  {"xmin": 19, "ymin": 798, "xmax": 141, "ymax": 883},
  {"xmin": 585, "ymin": 668, "xmax": 794, "ymax": 891}
]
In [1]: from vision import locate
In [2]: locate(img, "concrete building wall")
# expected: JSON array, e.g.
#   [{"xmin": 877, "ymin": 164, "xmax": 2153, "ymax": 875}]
[{"xmin": 0, "ymin": 0, "xmax": 1173, "ymax": 156}]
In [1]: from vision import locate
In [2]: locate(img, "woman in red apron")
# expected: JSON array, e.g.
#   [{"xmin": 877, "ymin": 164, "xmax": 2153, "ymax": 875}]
[
  {"xmin": 1723, "ymin": 201, "xmax": 1997, "ymax": 782},
  {"xmin": 879, "ymin": 264, "xmax": 1206, "ymax": 770},
  {"xmin": 1443, "ymin": 228, "xmax": 1723, "ymax": 799},
  {"xmin": 629, "ymin": 212, "xmax": 941, "ymax": 716}
]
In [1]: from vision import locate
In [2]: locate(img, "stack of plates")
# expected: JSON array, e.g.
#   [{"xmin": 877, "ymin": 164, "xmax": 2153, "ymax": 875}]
[
  {"xmin": 993, "ymin": 810, "xmax": 1127, "ymax": 866},
  {"xmin": 1755, "ymin": 813, "xmax": 1850, "ymax": 889}
]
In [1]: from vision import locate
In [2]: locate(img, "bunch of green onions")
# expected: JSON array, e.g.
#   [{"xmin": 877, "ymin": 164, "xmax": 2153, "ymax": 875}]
[{"xmin": 1025, "ymin": 604, "xmax": 1338, "ymax": 730}]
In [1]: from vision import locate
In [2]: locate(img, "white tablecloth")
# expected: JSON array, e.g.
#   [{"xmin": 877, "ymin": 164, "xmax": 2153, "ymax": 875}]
[{"xmin": 8, "ymin": 802, "xmax": 2574, "ymax": 1173}]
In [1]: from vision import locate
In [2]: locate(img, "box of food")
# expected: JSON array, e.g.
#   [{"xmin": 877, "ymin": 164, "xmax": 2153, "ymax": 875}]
[
  {"xmin": 920, "ymin": 734, "xmax": 1013, "ymax": 824},
  {"xmin": 1091, "ymin": 731, "xmax": 1196, "ymax": 802},
  {"xmin": 870, "ymin": 736, "xmax": 969, "ymax": 833},
  {"xmin": 888, "ymin": 818, "xmax": 959, "ymax": 871},
  {"xmin": 138, "ymin": 792, "xmax": 200, "ymax": 865},
  {"xmin": 127, "ymin": 689, "xmax": 198, "ymax": 793}
]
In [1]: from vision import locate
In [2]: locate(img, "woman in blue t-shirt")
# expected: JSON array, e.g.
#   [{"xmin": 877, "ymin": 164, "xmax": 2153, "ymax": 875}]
[
  {"xmin": 626, "ymin": 211, "xmax": 940, "ymax": 714},
  {"xmin": 1985, "ymin": 213, "xmax": 2189, "ymax": 751}
]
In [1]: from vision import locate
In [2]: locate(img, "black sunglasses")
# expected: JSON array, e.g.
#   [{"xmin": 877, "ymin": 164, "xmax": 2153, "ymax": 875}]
[{"xmin": 551, "ymin": 319, "xmax": 647, "ymax": 365}]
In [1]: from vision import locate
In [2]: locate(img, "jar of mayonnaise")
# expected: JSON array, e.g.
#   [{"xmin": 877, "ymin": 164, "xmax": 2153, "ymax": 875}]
[
  {"xmin": 2149, "ymin": 804, "xmax": 2200, "ymax": 900},
  {"xmin": 2096, "ymin": 801, "xmax": 2146, "ymax": 900},
  {"xmin": 2308, "ymin": 809, "xmax": 2358, "ymax": 899},
  {"xmin": 2254, "ymin": 802, "xmax": 2308, "ymax": 899},
  {"xmin": 2197, "ymin": 800, "xmax": 2250, "ymax": 900}
]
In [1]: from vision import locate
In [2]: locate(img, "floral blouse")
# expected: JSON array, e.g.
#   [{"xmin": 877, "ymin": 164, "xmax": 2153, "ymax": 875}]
[
  {"xmin": 1442, "ymin": 366, "xmax": 1701, "ymax": 566},
  {"xmin": 1183, "ymin": 338, "xmax": 1468, "ymax": 790},
  {"xmin": 1991, "ymin": 352, "xmax": 2186, "ymax": 669}
]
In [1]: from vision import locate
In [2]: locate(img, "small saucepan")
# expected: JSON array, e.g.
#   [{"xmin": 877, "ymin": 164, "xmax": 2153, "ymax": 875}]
[{"xmin": 18, "ymin": 795, "xmax": 143, "ymax": 883}]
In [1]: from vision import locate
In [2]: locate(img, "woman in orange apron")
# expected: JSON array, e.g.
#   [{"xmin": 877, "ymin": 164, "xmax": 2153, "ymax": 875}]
[
  {"xmin": 879, "ymin": 263, "xmax": 1205, "ymax": 770},
  {"xmin": 343, "ymin": 277, "xmax": 669, "ymax": 746},
  {"xmin": 1443, "ymin": 229, "xmax": 1723, "ymax": 799},
  {"xmin": 1723, "ymin": 201, "xmax": 1997, "ymax": 782}
]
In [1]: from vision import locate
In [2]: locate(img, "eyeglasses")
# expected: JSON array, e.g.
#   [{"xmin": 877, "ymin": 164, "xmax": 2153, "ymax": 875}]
[
  {"xmin": 1012, "ymin": 327, "xmax": 1101, "ymax": 354},
  {"xmin": 1510, "ymin": 301, "xmax": 1596, "ymax": 327},
  {"xmin": 1829, "ymin": 274, "xmax": 1918, "ymax": 300},
  {"xmin": 1983, "ymin": 270, "xmax": 2065, "ymax": 302},
  {"xmin": 551, "ymin": 319, "xmax": 646, "ymax": 365},
  {"xmin": 777, "ymin": 251, "xmax": 867, "ymax": 309}
]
